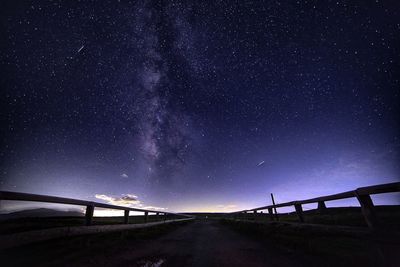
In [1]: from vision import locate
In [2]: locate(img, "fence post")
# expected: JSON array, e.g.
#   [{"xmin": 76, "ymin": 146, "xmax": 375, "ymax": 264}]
[
  {"xmin": 124, "ymin": 210, "xmax": 130, "ymax": 224},
  {"xmin": 144, "ymin": 211, "xmax": 148, "ymax": 223},
  {"xmin": 85, "ymin": 205, "xmax": 94, "ymax": 226},
  {"xmin": 271, "ymin": 193, "xmax": 279, "ymax": 221},
  {"xmin": 156, "ymin": 212, "xmax": 159, "ymax": 221},
  {"xmin": 253, "ymin": 210, "xmax": 257, "ymax": 221},
  {"xmin": 355, "ymin": 191, "xmax": 379, "ymax": 229},
  {"xmin": 164, "ymin": 212, "xmax": 167, "ymax": 221},
  {"xmin": 317, "ymin": 201, "xmax": 326, "ymax": 212},
  {"xmin": 268, "ymin": 207, "xmax": 274, "ymax": 221},
  {"xmin": 294, "ymin": 203, "xmax": 304, "ymax": 223}
]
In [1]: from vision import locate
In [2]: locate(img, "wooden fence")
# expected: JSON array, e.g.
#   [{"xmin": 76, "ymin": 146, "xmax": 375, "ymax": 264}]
[
  {"xmin": 1, "ymin": 182, "xmax": 399, "ymax": 230},
  {"xmin": 228, "ymin": 182, "xmax": 400, "ymax": 229},
  {"xmin": 0, "ymin": 191, "xmax": 192, "ymax": 226}
]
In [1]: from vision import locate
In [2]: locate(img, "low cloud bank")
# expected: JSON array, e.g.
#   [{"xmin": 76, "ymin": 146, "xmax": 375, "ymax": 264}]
[
  {"xmin": 95, "ymin": 194, "xmax": 140, "ymax": 206},
  {"xmin": 94, "ymin": 193, "xmax": 167, "ymax": 214}
]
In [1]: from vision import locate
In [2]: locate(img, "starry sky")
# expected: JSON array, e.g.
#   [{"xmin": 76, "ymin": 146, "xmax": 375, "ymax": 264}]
[{"xmin": 1, "ymin": 0, "xmax": 399, "ymax": 213}]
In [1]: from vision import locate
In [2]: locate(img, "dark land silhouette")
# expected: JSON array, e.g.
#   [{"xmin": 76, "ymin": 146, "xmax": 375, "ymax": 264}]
[{"xmin": 1, "ymin": 216, "xmax": 399, "ymax": 267}]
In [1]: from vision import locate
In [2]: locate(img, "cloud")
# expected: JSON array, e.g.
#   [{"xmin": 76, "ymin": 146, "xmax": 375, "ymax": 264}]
[
  {"xmin": 120, "ymin": 173, "xmax": 129, "ymax": 178},
  {"xmin": 95, "ymin": 194, "xmax": 140, "ymax": 207},
  {"xmin": 95, "ymin": 193, "xmax": 167, "ymax": 212}
]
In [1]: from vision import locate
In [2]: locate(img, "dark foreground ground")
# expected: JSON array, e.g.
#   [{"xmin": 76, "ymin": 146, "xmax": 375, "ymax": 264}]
[
  {"xmin": 2, "ymin": 219, "xmax": 398, "ymax": 267},
  {"xmin": 1, "ymin": 220, "xmax": 321, "ymax": 267}
]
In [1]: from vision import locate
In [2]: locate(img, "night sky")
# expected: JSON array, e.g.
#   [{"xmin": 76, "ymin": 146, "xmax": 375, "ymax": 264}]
[{"xmin": 1, "ymin": 1, "xmax": 399, "ymax": 213}]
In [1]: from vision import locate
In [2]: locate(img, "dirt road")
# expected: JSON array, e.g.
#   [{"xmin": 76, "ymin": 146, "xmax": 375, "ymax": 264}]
[{"xmin": 82, "ymin": 220, "xmax": 313, "ymax": 267}]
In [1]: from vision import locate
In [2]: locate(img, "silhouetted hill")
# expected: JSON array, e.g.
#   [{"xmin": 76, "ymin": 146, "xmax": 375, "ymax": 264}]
[{"xmin": 0, "ymin": 208, "xmax": 83, "ymax": 221}]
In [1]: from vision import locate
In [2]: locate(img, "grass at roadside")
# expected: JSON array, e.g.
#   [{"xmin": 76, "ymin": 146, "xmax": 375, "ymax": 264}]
[
  {"xmin": 0, "ymin": 215, "xmax": 179, "ymax": 235},
  {"xmin": 226, "ymin": 205, "xmax": 400, "ymax": 230},
  {"xmin": 220, "ymin": 217, "xmax": 400, "ymax": 267},
  {"xmin": 0, "ymin": 219, "xmax": 192, "ymax": 267}
]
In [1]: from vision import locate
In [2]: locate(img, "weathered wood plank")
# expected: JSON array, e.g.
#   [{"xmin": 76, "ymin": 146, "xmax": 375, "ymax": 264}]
[{"xmin": 356, "ymin": 182, "xmax": 400, "ymax": 195}]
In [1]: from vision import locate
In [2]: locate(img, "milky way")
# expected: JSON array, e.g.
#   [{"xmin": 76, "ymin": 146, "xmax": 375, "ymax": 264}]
[{"xmin": 125, "ymin": 2, "xmax": 191, "ymax": 183}]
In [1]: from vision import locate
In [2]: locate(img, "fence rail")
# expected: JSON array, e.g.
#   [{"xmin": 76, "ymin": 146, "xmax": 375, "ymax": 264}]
[
  {"xmin": 0, "ymin": 191, "xmax": 192, "ymax": 226},
  {"xmin": 229, "ymin": 182, "xmax": 400, "ymax": 229}
]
